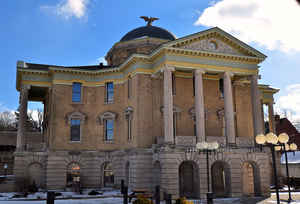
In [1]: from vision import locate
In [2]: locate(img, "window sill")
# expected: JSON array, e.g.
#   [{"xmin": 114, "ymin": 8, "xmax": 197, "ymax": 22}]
[
  {"xmin": 104, "ymin": 101, "xmax": 114, "ymax": 105},
  {"xmin": 71, "ymin": 102, "xmax": 84, "ymax": 105},
  {"xmin": 104, "ymin": 140, "xmax": 114, "ymax": 144},
  {"xmin": 70, "ymin": 141, "xmax": 82, "ymax": 143}
]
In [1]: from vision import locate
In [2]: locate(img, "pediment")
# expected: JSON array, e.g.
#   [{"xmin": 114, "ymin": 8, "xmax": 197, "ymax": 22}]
[
  {"xmin": 179, "ymin": 38, "xmax": 245, "ymax": 56},
  {"xmin": 165, "ymin": 27, "xmax": 266, "ymax": 59}
]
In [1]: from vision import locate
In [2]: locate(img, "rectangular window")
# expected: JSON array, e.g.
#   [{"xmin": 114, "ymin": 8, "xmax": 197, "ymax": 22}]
[
  {"xmin": 173, "ymin": 113, "xmax": 177, "ymax": 139},
  {"xmin": 128, "ymin": 77, "xmax": 131, "ymax": 99},
  {"xmin": 106, "ymin": 82, "xmax": 114, "ymax": 103},
  {"xmin": 128, "ymin": 119, "xmax": 132, "ymax": 141},
  {"xmin": 105, "ymin": 119, "xmax": 114, "ymax": 141},
  {"xmin": 193, "ymin": 75, "xmax": 195, "ymax": 96},
  {"xmin": 172, "ymin": 73, "xmax": 176, "ymax": 95},
  {"xmin": 72, "ymin": 83, "xmax": 81, "ymax": 102},
  {"xmin": 219, "ymin": 78, "xmax": 224, "ymax": 98},
  {"xmin": 71, "ymin": 119, "xmax": 81, "ymax": 142}
]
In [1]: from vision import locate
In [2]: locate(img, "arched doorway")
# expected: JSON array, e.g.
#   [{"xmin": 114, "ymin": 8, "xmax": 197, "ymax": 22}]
[
  {"xmin": 211, "ymin": 161, "xmax": 231, "ymax": 198},
  {"xmin": 242, "ymin": 161, "xmax": 261, "ymax": 196},
  {"xmin": 103, "ymin": 162, "xmax": 114, "ymax": 187},
  {"xmin": 27, "ymin": 163, "xmax": 44, "ymax": 188},
  {"xmin": 179, "ymin": 161, "xmax": 199, "ymax": 198},
  {"xmin": 125, "ymin": 161, "xmax": 130, "ymax": 187},
  {"xmin": 66, "ymin": 163, "xmax": 80, "ymax": 188}
]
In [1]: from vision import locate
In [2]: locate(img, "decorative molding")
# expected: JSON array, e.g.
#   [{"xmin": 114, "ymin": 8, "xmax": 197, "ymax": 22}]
[
  {"xmin": 66, "ymin": 111, "xmax": 87, "ymax": 125},
  {"xmin": 124, "ymin": 106, "xmax": 134, "ymax": 120},
  {"xmin": 98, "ymin": 111, "xmax": 118, "ymax": 125}
]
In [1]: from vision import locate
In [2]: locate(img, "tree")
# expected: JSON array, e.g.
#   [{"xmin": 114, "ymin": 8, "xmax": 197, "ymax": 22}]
[
  {"xmin": 0, "ymin": 111, "xmax": 16, "ymax": 130},
  {"xmin": 14, "ymin": 109, "xmax": 43, "ymax": 132}
]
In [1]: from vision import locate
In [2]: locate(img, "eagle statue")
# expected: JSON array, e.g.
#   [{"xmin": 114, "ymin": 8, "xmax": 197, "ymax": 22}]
[{"xmin": 140, "ymin": 16, "xmax": 159, "ymax": 26}]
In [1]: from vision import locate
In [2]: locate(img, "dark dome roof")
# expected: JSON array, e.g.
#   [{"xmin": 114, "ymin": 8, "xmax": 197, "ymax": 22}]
[{"xmin": 120, "ymin": 26, "xmax": 176, "ymax": 42}]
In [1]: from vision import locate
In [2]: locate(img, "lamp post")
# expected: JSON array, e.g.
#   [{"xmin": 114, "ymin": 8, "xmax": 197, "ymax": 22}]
[
  {"xmin": 195, "ymin": 141, "xmax": 219, "ymax": 204},
  {"xmin": 274, "ymin": 133, "xmax": 298, "ymax": 203},
  {"xmin": 255, "ymin": 133, "xmax": 280, "ymax": 204}
]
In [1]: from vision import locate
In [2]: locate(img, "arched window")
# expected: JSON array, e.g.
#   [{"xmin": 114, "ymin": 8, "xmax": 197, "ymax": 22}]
[
  {"xmin": 103, "ymin": 162, "xmax": 114, "ymax": 187},
  {"xmin": 66, "ymin": 112, "xmax": 86, "ymax": 142},
  {"xmin": 66, "ymin": 163, "xmax": 80, "ymax": 187},
  {"xmin": 99, "ymin": 111, "xmax": 117, "ymax": 142}
]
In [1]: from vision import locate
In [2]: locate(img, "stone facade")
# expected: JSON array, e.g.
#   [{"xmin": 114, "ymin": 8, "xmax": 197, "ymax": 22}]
[{"xmin": 13, "ymin": 26, "xmax": 279, "ymax": 198}]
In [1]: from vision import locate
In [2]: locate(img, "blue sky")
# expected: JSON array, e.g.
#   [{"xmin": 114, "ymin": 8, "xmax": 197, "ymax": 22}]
[{"xmin": 1, "ymin": 0, "xmax": 300, "ymax": 121}]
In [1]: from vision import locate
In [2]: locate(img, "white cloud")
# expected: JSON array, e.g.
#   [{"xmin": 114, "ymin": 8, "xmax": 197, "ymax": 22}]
[
  {"xmin": 88, "ymin": 57, "xmax": 107, "ymax": 65},
  {"xmin": 195, "ymin": 0, "xmax": 300, "ymax": 52},
  {"xmin": 275, "ymin": 84, "xmax": 300, "ymax": 122},
  {"xmin": 41, "ymin": 0, "xmax": 89, "ymax": 20}
]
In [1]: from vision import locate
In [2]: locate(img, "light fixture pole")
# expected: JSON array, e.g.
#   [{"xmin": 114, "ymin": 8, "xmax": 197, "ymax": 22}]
[
  {"xmin": 274, "ymin": 133, "xmax": 298, "ymax": 203},
  {"xmin": 256, "ymin": 133, "xmax": 280, "ymax": 204},
  {"xmin": 256, "ymin": 133, "xmax": 298, "ymax": 204},
  {"xmin": 196, "ymin": 141, "xmax": 219, "ymax": 204}
]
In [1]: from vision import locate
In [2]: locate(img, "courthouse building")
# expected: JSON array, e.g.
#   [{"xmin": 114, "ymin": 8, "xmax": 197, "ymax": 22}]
[{"xmin": 14, "ymin": 20, "xmax": 278, "ymax": 198}]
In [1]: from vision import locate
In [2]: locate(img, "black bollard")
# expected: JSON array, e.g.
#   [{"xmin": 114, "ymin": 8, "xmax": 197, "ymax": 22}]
[
  {"xmin": 166, "ymin": 193, "xmax": 172, "ymax": 204},
  {"xmin": 176, "ymin": 198, "xmax": 181, "ymax": 204},
  {"xmin": 47, "ymin": 192, "xmax": 55, "ymax": 204},
  {"xmin": 207, "ymin": 192, "xmax": 214, "ymax": 204},
  {"xmin": 121, "ymin": 179, "xmax": 125, "ymax": 194},
  {"xmin": 123, "ymin": 186, "xmax": 128, "ymax": 204},
  {"xmin": 155, "ymin": 185, "xmax": 160, "ymax": 204}
]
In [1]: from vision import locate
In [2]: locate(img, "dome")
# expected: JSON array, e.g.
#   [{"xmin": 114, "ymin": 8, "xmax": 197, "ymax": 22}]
[{"xmin": 120, "ymin": 26, "xmax": 176, "ymax": 42}]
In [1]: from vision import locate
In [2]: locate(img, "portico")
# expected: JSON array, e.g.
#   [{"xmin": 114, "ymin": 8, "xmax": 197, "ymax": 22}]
[{"xmin": 162, "ymin": 64, "xmax": 265, "ymax": 146}]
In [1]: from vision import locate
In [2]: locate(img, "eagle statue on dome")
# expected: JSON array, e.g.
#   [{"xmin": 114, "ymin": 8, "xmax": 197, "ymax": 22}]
[{"xmin": 140, "ymin": 16, "xmax": 159, "ymax": 26}]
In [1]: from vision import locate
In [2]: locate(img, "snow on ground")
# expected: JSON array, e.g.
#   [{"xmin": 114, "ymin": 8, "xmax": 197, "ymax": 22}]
[
  {"xmin": 0, "ymin": 198, "xmax": 123, "ymax": 204},
  {"xmin": 0, "ymin": 189, "xmax": 123, "ymax": 201},
  {"xmin": 2, "ymin": 191, "xmax": 300, "ymax": 203}
]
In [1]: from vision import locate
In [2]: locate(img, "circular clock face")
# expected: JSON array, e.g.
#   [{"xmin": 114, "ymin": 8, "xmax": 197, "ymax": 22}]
[{"xmin": 209, "ymin": 41, "xmax": 217, "ymax": 50}]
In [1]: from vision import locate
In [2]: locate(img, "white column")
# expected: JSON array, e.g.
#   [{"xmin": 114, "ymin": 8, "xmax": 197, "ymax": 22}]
[
  {"xmin": 163, "ymin": 66, "xmax": 174, "ymax": 144},
  {"xmin": 223, "ymin": 72, "xmax": 236, "ymax": 145},
  {"xmin": 16, "ymin": 85, "xmax": 30, "ymax": 151},
  {"xmin": 194, "ymin": 69, "xmax": 206, "ymax": 142},
  {"xmin": 251, "ymin": 75, "xmax": 264, "ymax": 136}
]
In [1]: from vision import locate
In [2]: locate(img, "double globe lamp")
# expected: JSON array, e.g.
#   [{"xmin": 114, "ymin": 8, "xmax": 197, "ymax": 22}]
[
  {"xmin": 255, "ymin": 132, "xmax": 297, "ymax": 151},
  {"xmin": 256, "ymin": 132, "xmax": 297, "ymax": 204}
]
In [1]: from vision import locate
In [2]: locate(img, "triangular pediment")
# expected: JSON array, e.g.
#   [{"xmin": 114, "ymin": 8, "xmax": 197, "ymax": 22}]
[{"xmin": 165, "ymin": 27, "xmax": 266, "ymax": 59}]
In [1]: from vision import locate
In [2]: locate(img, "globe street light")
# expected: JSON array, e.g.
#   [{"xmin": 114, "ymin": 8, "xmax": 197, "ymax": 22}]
[
  {"xmin": 196, "ymin": 141, "xmax": 219, "ymax": 204},
  {"xmin": 274, "ymin": 133, "xmax": 298, "ymax": 203},
  {"xmin": 255, "ymin": 133, "xmax": 280, "ymax": 204}
]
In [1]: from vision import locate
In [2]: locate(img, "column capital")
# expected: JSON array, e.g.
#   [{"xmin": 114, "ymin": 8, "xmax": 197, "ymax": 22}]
[
  {"xmin": 194, "ymin": 69, "xmax": 206, "ymax": 75},
  {"xmin": 21, "ymin": 84, "xmax": 31, "ymax": 90},
  {"xmin": 223, "ymin": 71, "xmax": 234, "ymax": 78},
  {"xmin": 163, "ymin": 64, "xmax": 175, "ymax": 72}
]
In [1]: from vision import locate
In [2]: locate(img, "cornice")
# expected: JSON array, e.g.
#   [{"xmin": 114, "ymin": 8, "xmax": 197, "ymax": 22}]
[{"xmin": 162, "ymin": 47, "xmax": 262, "ymax": 64}]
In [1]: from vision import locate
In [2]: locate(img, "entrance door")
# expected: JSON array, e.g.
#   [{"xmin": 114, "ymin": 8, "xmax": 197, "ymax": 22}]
[
  {"xmin": 211, "ymin": 161, "xmax": 230, "ymax": 198},
  {"xmin": 103, "ymin": 162, "xmax": 114, "ymax": 187},
  {"xmin": 179, "ymin": 161, "xmax": 199, "ymax": 198},
  {"xmin": 242, "ymin": 162, "xmax": 254, "ymax": 196}
]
